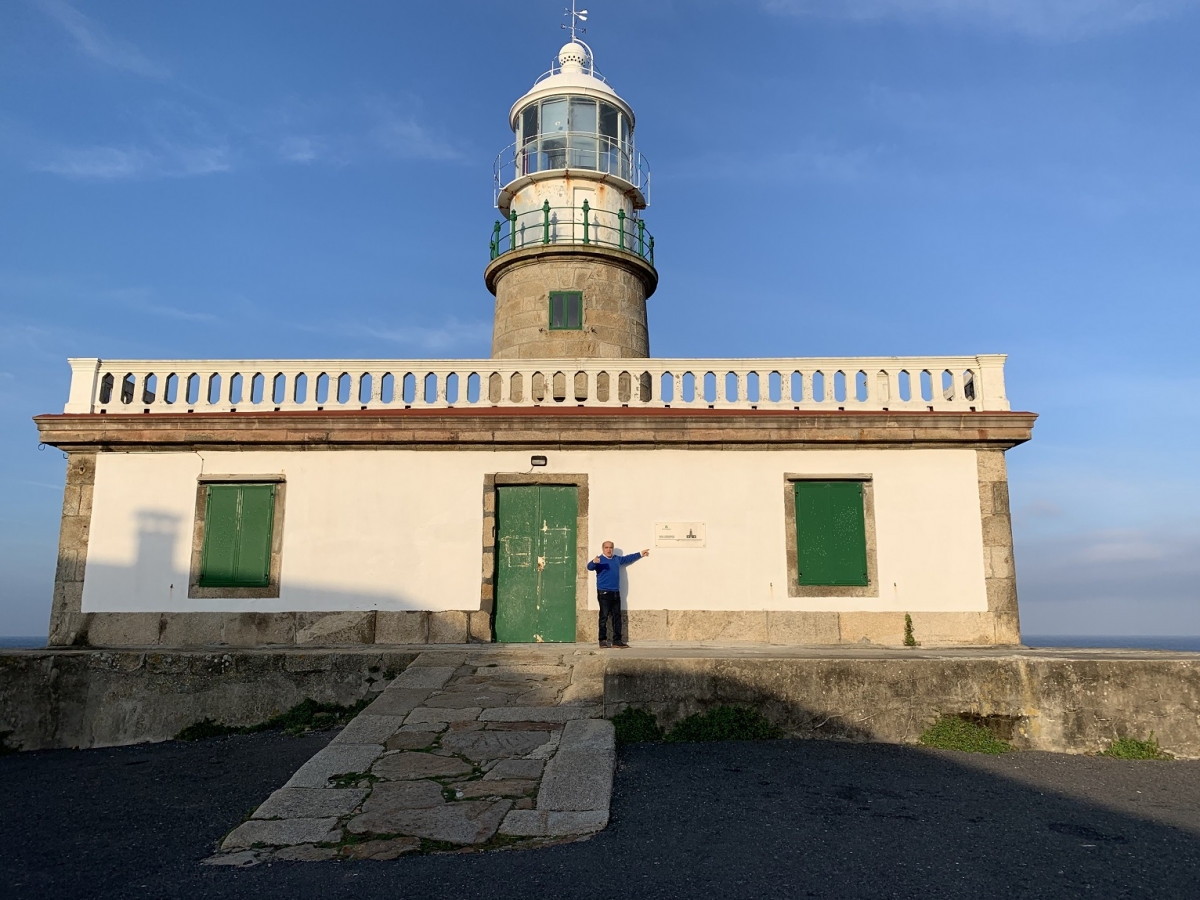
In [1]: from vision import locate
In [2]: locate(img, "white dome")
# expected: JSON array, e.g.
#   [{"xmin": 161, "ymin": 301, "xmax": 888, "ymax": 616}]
[{"xmin": 558, "ymin": 41, "xmax": 589, "ymax": 71}]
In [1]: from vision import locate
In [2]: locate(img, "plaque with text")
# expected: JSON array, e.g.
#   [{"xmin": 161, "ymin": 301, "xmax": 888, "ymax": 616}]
[{"xmin": 654, "ymin": 522, "xmax": 706, "ymax": 548}]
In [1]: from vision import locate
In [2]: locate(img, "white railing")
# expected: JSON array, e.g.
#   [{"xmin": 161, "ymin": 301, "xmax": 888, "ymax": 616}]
[{"xmin": 63, "ymin": 355, "xmax": 1009, "ymax": 415}]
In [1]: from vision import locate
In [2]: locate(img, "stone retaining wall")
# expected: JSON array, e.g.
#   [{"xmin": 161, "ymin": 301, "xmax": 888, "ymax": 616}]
[
  {"xmin": 605, "ymin": 656, "xmax": 1200, "ymax": 757},
  {"xmin": 8, "ymin": 649, "xmax": 1193, "ymax": 758},
  {"xmin": 0, "ymin": 649, "xmax": 418, "ymax": 751}
]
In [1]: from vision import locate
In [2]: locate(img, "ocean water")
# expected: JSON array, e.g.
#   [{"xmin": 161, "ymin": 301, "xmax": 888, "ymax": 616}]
[
  {"xmin": 1023, "ymin": 635, "xmax": 1200, "ymax": 652},
  {"xmin": 0, "ymin": 636, "xmax": 46, "ymax": 649}
]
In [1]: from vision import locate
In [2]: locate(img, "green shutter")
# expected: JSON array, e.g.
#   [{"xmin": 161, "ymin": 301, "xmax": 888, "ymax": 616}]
[
  {"xmin": 795, "ymin": 481, "xmax": 868, "ymax": 586},
  {"xmin": 548, "ymin": 291, "xmax": 582, "ymax": 330},
  {"xmin": 200, "ymin": 484, "xmax": 275, "ymax": 587}
]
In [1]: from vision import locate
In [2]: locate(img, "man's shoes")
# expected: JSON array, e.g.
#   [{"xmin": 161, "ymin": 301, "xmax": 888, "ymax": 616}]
[
  {"xmin": 598, "ymin": 640, "xmax": 611, "ymax": 648},
  {"xmin": 612, "ymin": 641, "xmax": 629, "ymax": 649}
]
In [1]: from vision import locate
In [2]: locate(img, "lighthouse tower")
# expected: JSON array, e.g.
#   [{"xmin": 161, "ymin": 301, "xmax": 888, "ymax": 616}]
[{"xmin": 485, "ymin": 11, "xmax": 656, "ymax": 359}]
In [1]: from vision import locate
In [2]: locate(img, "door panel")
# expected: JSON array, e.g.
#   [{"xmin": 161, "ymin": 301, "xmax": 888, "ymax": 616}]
[{"xmin": 495, "ymin": 485, "xmax": 577, "ymax": 642}]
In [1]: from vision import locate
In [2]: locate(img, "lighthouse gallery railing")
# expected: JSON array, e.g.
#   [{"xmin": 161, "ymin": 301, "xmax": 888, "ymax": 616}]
[{"xmin": 490, "ymin": 201, "xmax": 654, "ymax": 264}]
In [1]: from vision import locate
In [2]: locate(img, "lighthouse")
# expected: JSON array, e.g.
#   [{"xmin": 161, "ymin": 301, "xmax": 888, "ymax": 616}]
[{"xmin": 485, "ymin": 9, "xmax": 657, "ymax": 359}]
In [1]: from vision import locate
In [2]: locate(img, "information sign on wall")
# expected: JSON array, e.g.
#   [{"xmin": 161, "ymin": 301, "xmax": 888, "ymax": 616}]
[{"xmin": 654, "ymin": 522, "xmax": 706, "ymax": 548}]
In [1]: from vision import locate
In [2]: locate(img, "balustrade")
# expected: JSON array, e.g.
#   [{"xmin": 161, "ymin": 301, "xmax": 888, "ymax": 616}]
[{"xmin": 64, "ymin": 356, "xmax": 1009, "ymax": 414}]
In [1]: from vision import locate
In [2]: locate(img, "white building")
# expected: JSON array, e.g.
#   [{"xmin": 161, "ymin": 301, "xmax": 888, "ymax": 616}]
[{"xmin": 35, "ymin": 27, "xmax": 1034, "ymax": 650}]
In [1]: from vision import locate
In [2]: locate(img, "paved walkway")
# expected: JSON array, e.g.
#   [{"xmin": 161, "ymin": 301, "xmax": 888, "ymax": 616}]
[{"xmin": 214, "ymin": 647, "xmax": 610, "ymax": 862}]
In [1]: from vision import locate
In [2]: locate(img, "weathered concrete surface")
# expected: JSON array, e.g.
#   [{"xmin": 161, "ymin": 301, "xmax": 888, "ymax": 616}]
[
  {"xmin": 3, "ymin": 644, "xmax": 1200, "ymax": 759},
  {"xmin": 603, "ymin": 649, "xmax": 1200, "ymax": 758},
  {"xmin": 0, "ymin": 648, "xmax": 417, "ymax": 751}
]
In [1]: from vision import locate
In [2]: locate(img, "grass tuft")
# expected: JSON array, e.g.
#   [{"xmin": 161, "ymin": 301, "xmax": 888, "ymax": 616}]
[
  {"xmin": 919, "ymin": 714, "xmax": 1014, "ymax": 754},
  {"xmin": 903, "ymin": 613, "xmax": 917, "ymax": 647},
  {"xmin": 1100, "ymin": 734, "xmax": 1173, "ymax": 760},
  {"xmin": 175, "ymin": 697, "xmax": 372, "ymax": 742},
  {"xmin": 175, "ymin": 718, "xmax": 243, "ymax": 742},
  {"xmin": 665, "ymin": 705, "xmax": 783, "ymax": 743},
  {"xmin": 611, "ymin": 706, "xmax": 664, "ymax": 744}
]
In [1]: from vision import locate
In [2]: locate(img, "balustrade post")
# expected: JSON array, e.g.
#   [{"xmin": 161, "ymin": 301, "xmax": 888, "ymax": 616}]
[
  {"xmin": 581, "ymin": 199, "xmax": 590, "ymax": 244},
  {"xmin": 65, "ymin": 358, "xmax": 101, "ymax": 413},
  {"xmin": 542, "ymin": 200, "xmax": 551, "ymax": 245},
  {"xmin": 617, "ymin": 209, "xmax": 626, "ymax": 251},
  {"xmin": 491, "ymin": 220, "xmax": 501, "ymax": 260},
  {"xmin": 648, "ymin": 235, "xmax": 655, "ymax": 266},
  {"xmin": 509, "ymin": 210, "xmax": 517, "ymax": 252},
  {"xmin": 875, "ymin": 369, "xmax": 892, "ymax": 409},
  {"xmin": 637, "ymin": 219, "xmax": 645, "ymax": 257},
  {"xmin": 974, "ymin": 354, "xmax": 1007, "ymax": 410}
]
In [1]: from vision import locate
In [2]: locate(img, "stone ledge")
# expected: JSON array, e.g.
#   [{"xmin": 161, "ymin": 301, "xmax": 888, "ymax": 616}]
[{"xmin": 34, "ymin": 408, "xmax": 1037, "ymax": 452}]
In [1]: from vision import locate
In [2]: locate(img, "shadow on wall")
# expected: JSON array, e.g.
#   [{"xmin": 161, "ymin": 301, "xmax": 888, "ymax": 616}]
[
  {"xmin": 54, "ymin": 507, "xmax": 486, "ymax": 648},
  {"xmin": 601, "ymin": 660, "xmax": 1200, "ymax": 758}
]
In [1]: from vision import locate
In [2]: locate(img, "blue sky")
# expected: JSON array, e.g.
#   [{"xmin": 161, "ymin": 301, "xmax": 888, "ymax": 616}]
[{"xmin": 2, "ymin": 0, "xmax": 1198, "ymax": 637}]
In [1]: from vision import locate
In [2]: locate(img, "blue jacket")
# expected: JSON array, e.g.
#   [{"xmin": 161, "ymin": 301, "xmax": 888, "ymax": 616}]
[{"xmin": 587, "ymin": 552, "xmax": 642, "ymax": 591}]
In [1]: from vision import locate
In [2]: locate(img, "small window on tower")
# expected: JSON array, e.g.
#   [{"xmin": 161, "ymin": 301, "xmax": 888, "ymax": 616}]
[{"xmin": 549, "ymin": 291, "xmax": 583, "ymax": 330}]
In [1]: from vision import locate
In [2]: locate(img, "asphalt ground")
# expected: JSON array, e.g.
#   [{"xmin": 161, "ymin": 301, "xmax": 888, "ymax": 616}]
[{"xmin": 3, "ymin": 731, "xmax": 1200, "ymax": 900}]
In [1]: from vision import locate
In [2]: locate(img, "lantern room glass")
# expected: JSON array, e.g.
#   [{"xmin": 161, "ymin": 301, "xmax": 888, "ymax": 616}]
[{"xmin": 515, "ymin": 96, "xmax": 632, "ymax": 179}]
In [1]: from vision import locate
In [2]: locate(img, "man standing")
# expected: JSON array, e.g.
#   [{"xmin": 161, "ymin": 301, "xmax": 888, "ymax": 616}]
[{"xmin": 587, "ymin": 541, "xmax": 649, "ymax": 649}]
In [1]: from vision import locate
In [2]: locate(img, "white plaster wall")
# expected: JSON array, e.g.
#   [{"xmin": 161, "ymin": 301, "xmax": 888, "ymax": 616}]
[{"xmin": 82, "ymin": 448, "xmax": 986, "ymax": 614}]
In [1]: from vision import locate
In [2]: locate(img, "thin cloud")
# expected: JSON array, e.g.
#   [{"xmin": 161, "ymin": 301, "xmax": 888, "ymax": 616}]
[
  {"xmin": 761, "ymin": 0, "xmax": 1195, "ymax": 40},
  {"xmin": 99, "ymin": 289, "xmax": 219, "ymax": 324},
  {"xmin": 35, "ymin": 141, "xmax": 231, "ymax": 181},
  {"xmin": 32, "ymin": 0, "xmax": 169, "ymax": 78},
  {"xmin": 364, "ymin": 98, "xmax": 468, "ymax": 163},
  {"xmin": 295, "ymin": 318, "xmax": 492, "ymax": 355}
]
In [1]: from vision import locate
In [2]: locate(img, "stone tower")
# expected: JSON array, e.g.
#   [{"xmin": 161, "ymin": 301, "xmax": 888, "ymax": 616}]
[{"xmin": 485, "ymin": 25, "xmax": 657, "ymax": 360}]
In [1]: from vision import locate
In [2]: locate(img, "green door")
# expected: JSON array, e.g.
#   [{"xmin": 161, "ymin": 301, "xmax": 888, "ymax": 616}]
[{"xmin": 495, "ymin": 485, "xmax": 578, "ymax": 642}]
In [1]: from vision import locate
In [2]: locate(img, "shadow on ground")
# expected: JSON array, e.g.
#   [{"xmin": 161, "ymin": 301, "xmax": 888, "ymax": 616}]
[{"xmin": 3, "ymin": 726, "xmax": 1199, "ymax": 900}]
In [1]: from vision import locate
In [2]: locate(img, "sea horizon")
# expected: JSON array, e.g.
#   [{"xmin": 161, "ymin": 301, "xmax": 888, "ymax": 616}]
[{"xmin": 1, "ymin": 634, "xmax": 1199, "ymax": 651}]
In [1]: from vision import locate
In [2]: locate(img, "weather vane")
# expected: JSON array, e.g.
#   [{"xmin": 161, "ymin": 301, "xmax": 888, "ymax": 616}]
[{"xmin": 562, "ymin": 1, "xmax": 588, "ymax": 42}]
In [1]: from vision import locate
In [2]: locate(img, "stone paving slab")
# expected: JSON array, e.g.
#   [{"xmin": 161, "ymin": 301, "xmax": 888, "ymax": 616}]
[
  {"xmin": 372, "ymin": 752, "xmax": 474, "ymax": 781},
  {"xmin": 363, "ymin": 688, "xmax": 433, "ymax": 716},
  {"xmin": 440, "ymin": 729, "xmax": 556, "ymax": 758},
  {"xmin": 499, "ymin": 808, "xmax": 609, "ymax": 837},
  {"xmin": 455, "ymin": 778, "xmax": 537, "ymax": 799},
  {"xmin": 405, "ymin": 706, "xmax": 484, "ymax": 724},
  {"xmin": 330, "ymin": 714, "xmax": 407, "ymax": 745},
  {"xmin": 558, "ymin": 718, "xmax": 616, "ymax": 752},
  {"xmin": 284, "ymin": 743, "xmax": 385, "ymax": 788},
  {"xmin": 408, "ymin": 652, "xmax": 468, "ymax": 667},
  {"xmin": 254, "ymin": 787, "xmax": 369, "ymax": 819},
  {"xmin": 479, "ymin": 705, "xmax": 599, "ymax": 723},
  {"xmin": 341, "ymin": 837, "xmax": 420, "ymax": 859},
  {"xmin": 484, "ymin": 758, "xmax": 546, "ymax": 780},
  {"xmin": 384, "ymin": 730, "xmax": 440, "ymax": 751},
  {"xmin": 352, "ymin": 799, "xmax": 513, "ymax": 844},
  {"xmin": 222, "ymin": 817, "xmax": 341, "ymax": 850},
  {"xmin": 209, "ymin": 647, "xmax": 613, "ymax": 863},
  {"xmin": 537, "ymin": 748, "xmax": 616, "ymax": 811},
  {"xmin": 390, "ymin": 666, "xmax": 457, "ymax": 689}
]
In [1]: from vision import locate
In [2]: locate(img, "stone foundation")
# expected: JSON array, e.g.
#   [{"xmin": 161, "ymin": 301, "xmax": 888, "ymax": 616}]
[{"xmin": 575, "ymin": 609, "xmax": 1008, "ymax": 646}]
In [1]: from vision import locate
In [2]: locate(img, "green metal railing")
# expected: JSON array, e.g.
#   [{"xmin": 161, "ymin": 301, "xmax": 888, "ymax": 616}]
[{"xmin": 489, "ymin": 200, "xmax": 655, "ymax": 267}]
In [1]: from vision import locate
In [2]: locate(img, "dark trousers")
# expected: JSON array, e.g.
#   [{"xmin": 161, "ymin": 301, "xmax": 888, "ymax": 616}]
[{"xmin": 597, "ymin": 590, "xmax": 623, "ymax": 643}]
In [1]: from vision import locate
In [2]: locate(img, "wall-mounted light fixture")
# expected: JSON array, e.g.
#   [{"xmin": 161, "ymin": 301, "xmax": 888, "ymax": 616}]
[{"xmin": 530, "ymin": 455, "xmax": 548, "ymax": 467}]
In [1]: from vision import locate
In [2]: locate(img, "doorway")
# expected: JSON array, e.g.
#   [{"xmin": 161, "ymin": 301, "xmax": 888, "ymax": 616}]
[{"xmin": 494, "ymin": 485, "xmax": 578, "ymax": 642}]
